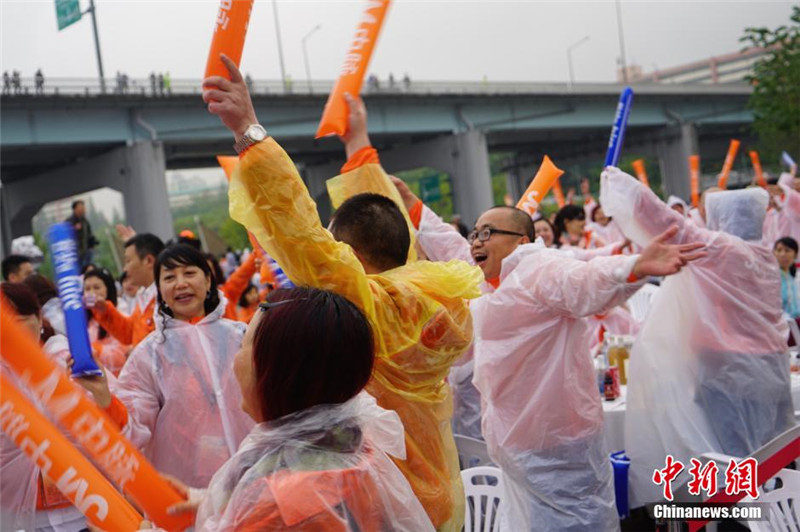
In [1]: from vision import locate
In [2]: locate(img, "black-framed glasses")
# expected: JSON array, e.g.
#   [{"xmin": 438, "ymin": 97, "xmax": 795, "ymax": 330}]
[{"xmin": 467, "ymin": 227, "xmax": 525, "ymax": 244}]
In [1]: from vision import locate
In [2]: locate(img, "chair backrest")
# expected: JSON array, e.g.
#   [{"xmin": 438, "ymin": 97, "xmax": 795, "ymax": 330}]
[
  {"xmin": 455, "ymin": 434, "xmax": 493, "ymax": 469},
  {"xmin": 627, "ymin": 283, "xmax": 659, "ymax": 323},
  {"xmin": 742, "ymin": 468, "xmax": 800, "ymax": 532},
  {"xmin": 786, "ymin": 317, "xmax": 800, "ymax": 348},
  {"xmin": 461, "ymin": 466, "xmax": 504, "ymax": 532}
]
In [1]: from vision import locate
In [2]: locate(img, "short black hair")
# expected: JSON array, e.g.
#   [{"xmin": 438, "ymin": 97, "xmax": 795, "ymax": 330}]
[
  {"xmin": 124, "ymin": 233, "xmax": 165, "ymax": 261},
  {"xmin": 2, "ymin": 255, "xmax": 31, "ymax": 281},
  {"xmin": 203, "ymin": 252, "xmax": 225, "ymax": 283},
  {"xmin": 330, "ymin": 193, "xmax": 410, "ymax": 271},
  {"xmin": 486, "ymin": 206, "xmax": 535, "ymax": 242},
  {"xmin": 71, "ymin": 200, "xmax": 85, "ymax": 210}
]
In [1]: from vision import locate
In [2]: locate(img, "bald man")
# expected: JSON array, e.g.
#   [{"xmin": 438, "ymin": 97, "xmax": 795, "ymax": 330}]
[{"xmin": 394, "ymin": 179, "xmax": 704, "ymax": 531}]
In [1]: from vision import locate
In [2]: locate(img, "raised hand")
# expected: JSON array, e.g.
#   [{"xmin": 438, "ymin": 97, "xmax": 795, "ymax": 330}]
[
  {"xmin": 632, "ymin": 225, "xmax": 706, "ymax": 278},
  {"xmin": 341, "ymin": 92, "xmax": 371, "ymax": 159},
  {"xmin": 116, "ymin": 224, "xmax": 136, "ymax": 242},
  {"xmin": 389, "ymin": 175, "xmax": 419, "ymax": 212},
  {"xmin": 202, "ymin": 54, "xmax": 258, "ymax": 140}
]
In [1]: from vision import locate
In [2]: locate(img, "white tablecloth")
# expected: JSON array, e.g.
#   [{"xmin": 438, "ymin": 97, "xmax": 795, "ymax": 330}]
[{"xmin": 602, "ymin": 372, "xmax": 800, "ymax": 454}]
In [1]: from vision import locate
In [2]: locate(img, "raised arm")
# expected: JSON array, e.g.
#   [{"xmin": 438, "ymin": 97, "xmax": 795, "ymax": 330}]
[
  {"xmin": 523, "ymin": 225, "xmax": 705, "ymax": 317},
  {"xmin": 220, "ymin": 251, "xmax": 257, "ymax": 305},
  {"xmin": 601, "ymin": 167, "xmax": 708, "ymax": 247},
  {"xmin": 91, "ymin": 300, "xmax": 135, "ymax": 345},
  {"xmin": 203, "ymin": 55, "xmax": 379, "ymax": 332},
  {"xmin": 390, "ymin": 175, "xmax": 474, "ymax": 265}
]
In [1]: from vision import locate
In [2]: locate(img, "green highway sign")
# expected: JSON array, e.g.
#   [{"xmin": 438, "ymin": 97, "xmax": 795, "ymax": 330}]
[{"xmin": 55, "ymin": 0, "xmax": 82, "ymax": 31}]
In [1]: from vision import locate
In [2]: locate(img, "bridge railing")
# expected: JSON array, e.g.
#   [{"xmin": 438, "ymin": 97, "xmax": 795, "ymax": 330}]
[{"xmin": 1, "ymin": 76, "xmax": 751, "ymax": 98}]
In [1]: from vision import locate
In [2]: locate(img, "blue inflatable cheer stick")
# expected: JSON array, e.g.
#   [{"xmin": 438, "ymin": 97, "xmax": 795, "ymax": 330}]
[
  {"xmin": 604, "ymin": 86, "xmax": 634, "ymax": 168},
  {"xmin": 782, "ymin": 151, "xmax": 796, "ymax": 169},
  {"xmin": 48, "ymin": 223, "xmax": 102, "ymax": 377},
  {"xmin": 267, "ymin": 256, "xmax": 294, "ymax": 289}
]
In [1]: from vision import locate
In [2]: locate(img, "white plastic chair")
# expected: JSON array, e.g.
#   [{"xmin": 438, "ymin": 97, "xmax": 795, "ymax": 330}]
[
  {"xmin": 461, "ymin": 466, "xmax": 504, "ymax": 532},
  {"xmin": 786, "ymin": 316, "xmax": 800, "ymax": 356},
  {"xmin": 742, "ymin": 468, "xmax": 800, "ymax": 532},
  {"xmin": 627, "ymin": 283, "xmax": 659, "ymax": 323},
  {"xmin": 455, "ymin": 434, "xmax": 493, "ymax": 469}
]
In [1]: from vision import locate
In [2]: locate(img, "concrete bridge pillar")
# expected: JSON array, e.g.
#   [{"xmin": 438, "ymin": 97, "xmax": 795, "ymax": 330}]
[
  {"xmin": 0, "ymin": 141, "xmax": 174, "ymax": 256},
  {"xmin": 656, "ymin": 122, "xmax": 698, "ymax": 201},
  {"xmin": 119, "ymin": 142, "xmax": 173, "ymax": 242}
]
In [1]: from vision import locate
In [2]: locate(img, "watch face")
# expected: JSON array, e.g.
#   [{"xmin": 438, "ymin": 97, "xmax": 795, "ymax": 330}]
[{"xmin": 248, "ymin": 125, "xmax": 267, "ymax": 141}]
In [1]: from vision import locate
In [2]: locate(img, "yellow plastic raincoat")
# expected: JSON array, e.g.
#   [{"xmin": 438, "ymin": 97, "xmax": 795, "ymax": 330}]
[{"xmin": 228, "ymin": 139, "xmax": 483, "ymax": 531}]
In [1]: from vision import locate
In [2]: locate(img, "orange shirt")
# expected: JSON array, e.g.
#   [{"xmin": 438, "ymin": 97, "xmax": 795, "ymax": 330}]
[
  {"xmin": 93, "ymin": 296, "xmax": 156, "ymax": 348},
  {"xmin": 221, "ymin": 253, "xmax": 257, "ymax": 321}
]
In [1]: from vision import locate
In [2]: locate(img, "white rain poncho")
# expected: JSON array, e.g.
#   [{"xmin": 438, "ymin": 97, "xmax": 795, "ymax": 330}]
[
  {"xmin": 600, "ymin": 167, "xmax": 794, "ymax": 507},
  {"xmin": 115, "ymin": 298, "xmax": 254, "ymax": 488},
  {"xmin": 0, "ymin": 336, "xmax": 84, "ymax": 531},
  {"xmin": 195, "ymin": 392, "xmax": 434, "ymax": 531},
  {"xmin": 762, "ymin": 173, "xmax": 800, "ymax": 245},
  {"xmin": 666, "ymin": 195, "xmax": 688, "ymax": 216},
  {"xmin": 415, "ymin": 205, "xmax": 642, "ymax": 530}
]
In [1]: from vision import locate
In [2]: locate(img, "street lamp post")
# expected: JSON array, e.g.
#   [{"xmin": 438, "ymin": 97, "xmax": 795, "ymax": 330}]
[
  {"xmin": 567, "ymin": 35, "xmax": 590, "ymax": 90},
  {"xmin": 302, "ymin": 24, "xmax": 321, "ymax": 94},
  {"xmin": 272, "ymin": 0, "xmax": 288, "ymax": 92},
  {"xmin": 85, "ymin": 0, "xmax": 106, "ymax": 93},
  {"xmin": 615, "ymin": 0, "xmax": 629, "ymax": 84}
]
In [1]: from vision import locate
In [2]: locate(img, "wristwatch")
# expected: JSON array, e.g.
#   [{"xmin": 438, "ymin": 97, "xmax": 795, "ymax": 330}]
[{"xmin": 234, "ymin": 124, "xmax": 268, "ymax": 154}]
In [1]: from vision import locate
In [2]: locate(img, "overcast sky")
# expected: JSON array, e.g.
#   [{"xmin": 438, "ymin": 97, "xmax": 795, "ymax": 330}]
[{"xmin": 1, "ymin": 0, "xmax": 795, "ymax": 84}]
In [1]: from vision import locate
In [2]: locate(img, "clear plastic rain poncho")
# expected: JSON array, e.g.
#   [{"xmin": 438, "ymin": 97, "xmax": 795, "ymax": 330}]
[
  {"xmin": 115, "ymin": 298, "xmax": 254, "ymax": 488},
  {"xmin": 195, "ymin": 392, "xmax": 434, "ymax": 531},
  {"xmin": 228, "ymin": 139, "xmax": 482, "ymax": 531},
  {"xmin": 1, "ymin": 336, "xmax": 84, "ymax": 531},
  {"xmin": 413, "ymin": 203, "xmax": 642, "ymax": 530},
  {"xmin": 600, "ymin": 167, "xmax": 794, "ymax": 507},
  {"xmin": 762, "ymin": 172, "xmax": 800, "ymax": 245}
]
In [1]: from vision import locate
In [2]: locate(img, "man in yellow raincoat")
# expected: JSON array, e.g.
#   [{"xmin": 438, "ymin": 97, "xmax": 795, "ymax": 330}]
[{"xmin": 202, "ymin": 54, "xmax": 482, "ymax": 531}]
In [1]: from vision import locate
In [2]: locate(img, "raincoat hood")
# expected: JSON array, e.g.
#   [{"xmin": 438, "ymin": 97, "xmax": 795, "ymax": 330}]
[
  {"xmin": 195, "ymin": 392, "xmax": 434, "ymax": 531},
  {"xmin": 705, "ymin": 187, "xmax": 768, "ymax": 242}
]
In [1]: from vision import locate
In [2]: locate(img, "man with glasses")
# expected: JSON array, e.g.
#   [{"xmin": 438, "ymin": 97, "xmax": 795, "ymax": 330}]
[{"xmin": 392, "ymin": 179, "xmax": 705, "ymax": 531}]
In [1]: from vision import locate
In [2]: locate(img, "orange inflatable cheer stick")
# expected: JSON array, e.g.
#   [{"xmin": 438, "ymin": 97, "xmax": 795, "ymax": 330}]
[
  {"xmin": 552, "ymin": 177, "xmax": 566, "ymax": 208},
  {"xmin": 0, "ymin": 374, "xmax": 143, "ymax": 530},
  {"xmin": 0, "ymin": 298, "xmax": 193, "ymax": 531},
  {"xmin": 315, "ymin": 0, "xmax": 392, "ymax": 138},
  {"xmin": 717, "ymin": 139, "xmax": 739, "ymax": 190},
  {"xmin": 217, "ymin": 155, "xmax": 239, "ymax": 178},
  {"xmin": 516, "ymin": 155, "xmax": 565, "ymax": 215},
  {"xmin": 689, "ymin": 155, "xmax": 700, "ymax": 208},
  {"xmin": 632, "ymin": 159, "xmax": 650, "ymax": 188},
  {"xmin": 204, "ymin": 0, "xmax": 254, "ymax": 79},
  {"xmin": 749, "ymin": 150, "xmax": 766, "ymax": 187}
]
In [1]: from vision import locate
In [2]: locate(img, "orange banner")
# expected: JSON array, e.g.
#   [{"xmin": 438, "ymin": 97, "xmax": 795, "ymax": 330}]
[
  {"xmin": 717, "ymin": 139, "xmax": 739, "ymax": 190},
  {"xmin": 315, "ymin": 0, "xmax": 392, "ymax": 138},
  {"xmin": 0, "ymin": 374, "xmax": 143, "ymax": 530},
  {"xmin": 204, "ymin": 0, "xmax": 255, "ymax": 80},
  {"xmin": 516, "ymin": 155, "xmax": 565, "ymax": 215},
  {"xmin": 0, "ymin": 298, "xmax": 192, "ymax": 531},
  {"xmin": 552, "ymin": 177, "xmax": 566, "ymax": 208},
  {"xmin": 689, "ymin": 155, "xmax": 700, "ymax": 208},
  {"xmin": 749, "ymin": 150, "xmax": 766, "ymax": 187},
  {"xmin": 631, "ymin": 159, "xmax": 650, "ymax": 188}
]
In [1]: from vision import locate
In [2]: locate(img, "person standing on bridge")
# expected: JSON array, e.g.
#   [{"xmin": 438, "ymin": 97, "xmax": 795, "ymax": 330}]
[
  {"xmin": 34, "ymin": 69, "xmax": 44, "ymax": 95},
  {"xmin": 66, "ymin": 200, "xmax": 98, "ymax": 269}
]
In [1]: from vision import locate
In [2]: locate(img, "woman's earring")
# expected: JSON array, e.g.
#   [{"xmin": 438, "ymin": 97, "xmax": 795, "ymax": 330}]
[{"xmin": 206, "ymin": 290, "xmax": 212, "ymax": 300}]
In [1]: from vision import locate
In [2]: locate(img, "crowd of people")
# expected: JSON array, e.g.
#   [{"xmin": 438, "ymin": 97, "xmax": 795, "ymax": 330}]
[{"xmin": 1, "ymin": 53, "xmax": 798, "ymax": 531}]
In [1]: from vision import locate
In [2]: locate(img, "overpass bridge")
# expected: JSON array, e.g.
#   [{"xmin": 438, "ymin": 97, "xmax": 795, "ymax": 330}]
[{"xmin": 0, "ymin": 78, "xmax": 754, "ymax": 252}]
